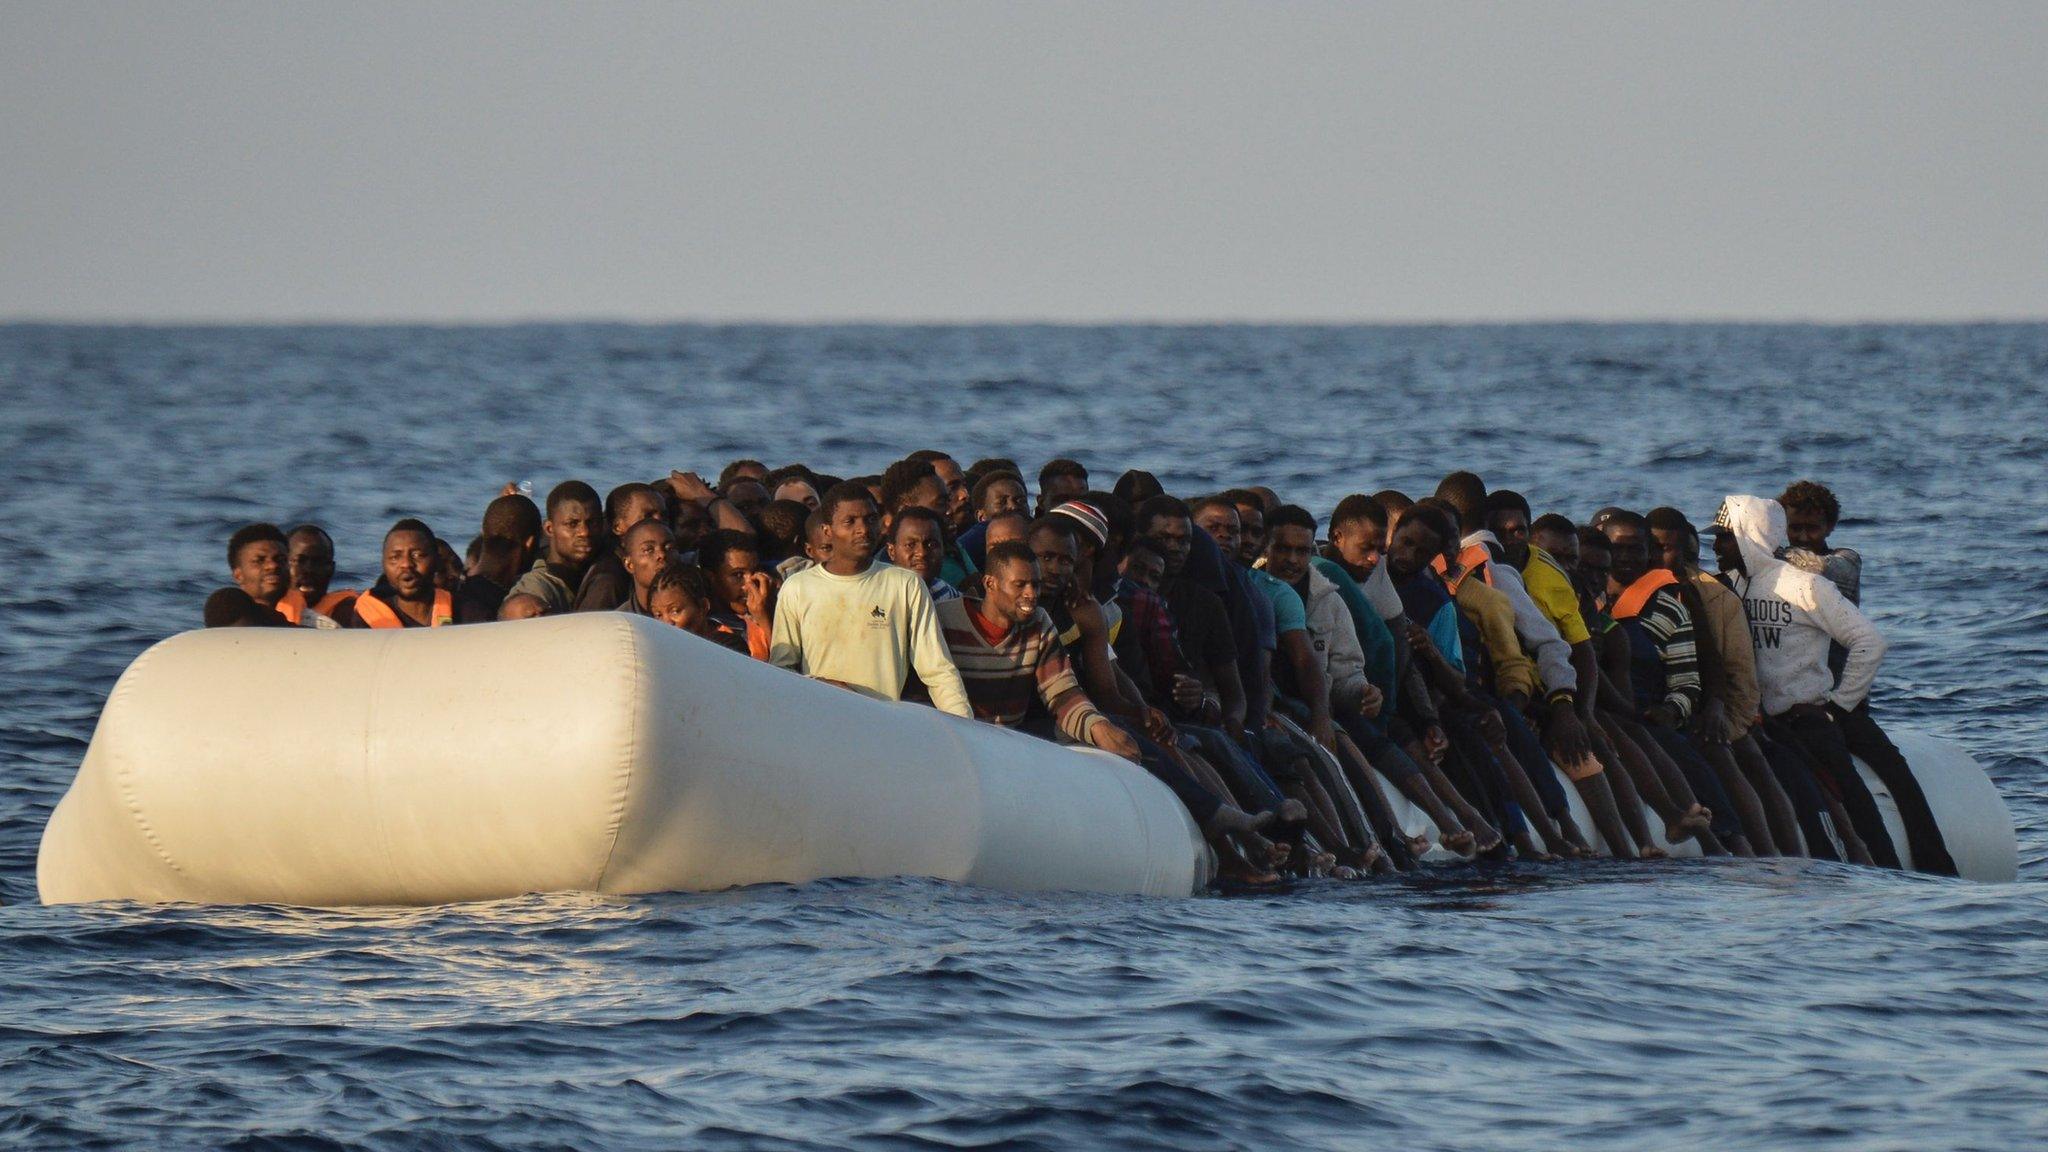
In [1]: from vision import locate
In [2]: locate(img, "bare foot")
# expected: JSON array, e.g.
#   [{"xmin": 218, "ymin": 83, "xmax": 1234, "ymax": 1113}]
[
  {"xmin": 1637, "ymin": 844, "xmax": 1668, "ymax": 861},
  {"xmin": 1407, "ymin": 834, "xmax": 1434, "ymax": 858},
  {"xmin": 1443, "ymin": 829, "xmax": 1478, "ymax": 856}
]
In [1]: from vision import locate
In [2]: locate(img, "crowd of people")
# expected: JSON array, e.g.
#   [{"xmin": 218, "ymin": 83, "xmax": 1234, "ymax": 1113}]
[{"xmin": 205, "ymin": 452, "xmax": 1956, "ymax": 882}]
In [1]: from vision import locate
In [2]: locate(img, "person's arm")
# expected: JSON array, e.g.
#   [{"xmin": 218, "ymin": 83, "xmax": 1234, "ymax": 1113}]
[
  {"xmin": 902, "ymin": 579, "xmax": 972, "ymax": 718},
  {"xmin": 1277, "ymin": 627, "xmax": 1335, "ymax": 748},
  {"xmin": 766, "ymin": 577, "xmax": 804, "ymax": 671},
  {"xmin": 1812, "ymin": 578, "xmax": 1885, "ymax": 712},
  {"xmin": 1064, "ymin": 594, "xmax": 1128, "ymax": 718},
  {"xmin": 1034, "ymin": 632, "xmax": 1112, "ymax": 744},
  {"xmin": 1212, "ymin": 657, "xmax": 1247, "ymax": 737},
  {"xmin": 1497, "ymin": 568, "xmax": 1576, "ymax": 699},
  {"xmin": 1640, "ymin": 594, "xmax": 1701, "ymax": 725},
  {"xmin": 667, "ymin": 469, "xmax": 756, "ymax": 534},
  {"xmin": 1593, "ymin": 627, "xmax": 1638, "ymax": 714}
]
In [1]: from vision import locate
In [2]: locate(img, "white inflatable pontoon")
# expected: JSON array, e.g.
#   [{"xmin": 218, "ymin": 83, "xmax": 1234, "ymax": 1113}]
[{"xmin": 37, "ymin": 614, "xmax": 2015, "ymax": 906}]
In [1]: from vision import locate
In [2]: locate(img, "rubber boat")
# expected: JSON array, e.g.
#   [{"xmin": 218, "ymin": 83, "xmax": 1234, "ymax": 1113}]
[{"xmin": 37, "ymin": 614, "xmax": 2015, "ymax": 906}]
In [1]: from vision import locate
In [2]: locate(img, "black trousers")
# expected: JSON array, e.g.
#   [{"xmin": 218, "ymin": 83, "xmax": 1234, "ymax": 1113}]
[
  {"xmin": 1752, "ymin": 730, "xmax": 1842, "ymax": 861},
  {"xmin": 1764, "ymin": 709, "xmax": 1903, "ymax": 870},
  {"xmin": 1832, "ymin": 702, "xmax": 1957, "ymax": 876}
]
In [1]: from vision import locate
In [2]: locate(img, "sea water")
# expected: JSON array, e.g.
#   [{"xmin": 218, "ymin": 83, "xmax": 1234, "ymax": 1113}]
[{"xmin": 3, "ymin": 323, "xmax": 2045, "ymax": 1149}]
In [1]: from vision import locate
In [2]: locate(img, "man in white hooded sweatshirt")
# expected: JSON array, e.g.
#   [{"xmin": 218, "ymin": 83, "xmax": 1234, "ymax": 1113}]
[{"xmin": 1710, "ymin": 495, "xmax": 1954, "ymax": 874}]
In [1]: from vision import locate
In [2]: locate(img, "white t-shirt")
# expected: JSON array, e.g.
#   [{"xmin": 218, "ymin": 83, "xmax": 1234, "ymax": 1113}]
[{"xmin": 769, "ymin": 561, "xmax": 972, "ymax": 717}]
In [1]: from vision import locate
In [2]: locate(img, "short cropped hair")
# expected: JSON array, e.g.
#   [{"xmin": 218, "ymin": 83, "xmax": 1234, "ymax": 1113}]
[
  {"xmin": 1187, "ymin": 494, "xmax": 1239, "ymax": 520},
  {"xmin": 1485, "ymin": 489, "xmax": 1531, "ymax": 522},
  {"xmin": 696, "ymin": 528, "xmax": 758, "ymax": 574},
  {"xmin": 1779, "ymin": 480, "xmax": 1842, "ymax": 528},
  {"xmin": 758, "ymin": 499, "xmax": 810, "ymax": 553},
  {"xmin": 1136, "ymin": 494, "xmax": 1192, "ymax": 534},
  {"xmin": 228, "ymin": 522, "xmax": 288, "ymax": 568},
  {"xmin": 1026, "ymin": 515, "xmax": 1077, "ymax": 546},
  {"xmin": 970, "ymin": 469, "xmax": 1026, "ymax": 510},
  {"xmin": 1038, "ymin": 458, "xmax": 1088, "ymax": 487},
  {"xmin": 1329, "ymin": 495, "xmax": 1386, "ymax": 535},
  {"xmin": 889, "ymin": 505, "xmax": 945, "ymax": 541},
  {"xmin": 819, "ymin": 480, "xmax": 879, "ymax": 520},
  {"xmin": 546, "ymin": 480, "xmax": 601, "ymax": 518},
  {"xmin": 1600, "ymin": 509, "xmax": 1649, "ymax": 534},
  {"xmin": 1645, "ymin": 506, "xmax": 1692, "ymax": 534},
  {"xmin": 880, "ymin": 458, "xmax": 941, "ymax": 513},
  {"xmin": 905, "ymin": 448, "xmax": 953, "ymax": 466},
  {"xmin": 484, "ymin": 493, "xmax": 542, "ymax": 542},
  {"xmin": 1114, "ymin": 469, "xmax": 1164, "ymax": 506},
  {"xmin": 387, "ymin": 517, "xmax": 435, "ymax": 544},
  {"xmin": 717, "ymin": 459, "xmax": 767, "ymax": 488},
  {"xmin": 1399, "ymin": 503, "xmax": 1458, "ymax": 554},
  {"xmin": 286, "ymin": 523, "xmax": 335, "ymax": 551},
  {"xmin": 985, "ymin": 539, "xmax": 1039, "ymax": 573},
  {"xmin": 1531, "ymin": 513, "xmax": 1576, "ymax": 538},
  {"xmin": 1434, "ymin": 471, "xmax": 1488, "ymax": 531},
  {"xmin": 1372, "ymin": 489, "xmax": 1413, "ymax": 516},
  {"xmin": 605, "ymin": 482, "xmax": 666, "ymax": 527},
  {"xmin": 964, "ymin": 457, "xmax": 1021, "ymax": 492},
  {"xmin": 1267, "ymin": 504, "xmax": 1317, "ymax": 535}
]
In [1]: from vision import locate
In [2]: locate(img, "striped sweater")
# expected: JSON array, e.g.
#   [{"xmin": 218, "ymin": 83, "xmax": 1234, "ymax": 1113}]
[
  {"xmin": 935, "ymin": 597, "xmax": 1106, "ymax": 743},
  {"xmin": 1619, "ymin": 587, "xmax": 1702, "ymax": 722}
]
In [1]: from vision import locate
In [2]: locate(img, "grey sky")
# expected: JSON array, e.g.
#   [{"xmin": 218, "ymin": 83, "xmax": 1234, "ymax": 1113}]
[{"xmin": 4, "ymin": 2, "xmax": 2044, "ymax": 323}]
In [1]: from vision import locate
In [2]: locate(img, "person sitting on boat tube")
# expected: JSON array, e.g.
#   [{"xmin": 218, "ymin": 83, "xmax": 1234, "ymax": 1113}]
[
  {"xmin": 768, "ymin": 481, "xmax": 972, "ymax": 716},
  {"xmin": 1712, "ymin": 494, "xmax": 1954, "ymax": 874}
]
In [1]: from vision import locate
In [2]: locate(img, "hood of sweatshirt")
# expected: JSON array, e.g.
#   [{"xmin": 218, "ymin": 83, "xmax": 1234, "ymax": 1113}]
[{"xmin": 1715, "ymin": 494, "xmax": 1787, "ymax": 581}]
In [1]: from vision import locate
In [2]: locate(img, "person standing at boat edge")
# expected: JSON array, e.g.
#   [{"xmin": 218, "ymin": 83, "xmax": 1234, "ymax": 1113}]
[{"xmin": 770, "ymin": 481, "xmax": 973, "ymax": 717}]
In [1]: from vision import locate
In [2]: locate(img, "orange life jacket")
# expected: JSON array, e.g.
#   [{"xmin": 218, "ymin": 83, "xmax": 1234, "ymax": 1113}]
[
  {"xmin": 1608, "ymin": 569, "xmax": 1679, "ymax": 621},
  {"xmin": 274, "ymin": 587, "xmax": 360, "ymax": 625},
  {"xmin": 1431, "ymin": 542, "xmax": 1496, "ymax": 595},
  {"xmin": 352, "ymin": 588, "xmax": 455, "ymax": 629}
]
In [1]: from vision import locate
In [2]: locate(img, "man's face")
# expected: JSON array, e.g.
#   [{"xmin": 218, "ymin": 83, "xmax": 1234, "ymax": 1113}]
[
  {"xmin": 1490, "ymin": 510, "xmax": 1530, "ymax": 568},
  {"xmin": 610, "ymin": 492, "xmax": 666, "ymax": 541},
  {"xmin": 1029, "ymin": 527, "xmax": 1077, "ymax": 602},
  {"xmin": 932, "ymin": 458, "xmax": 971, "ymax": 528},
  {"xmin": 384, "ymin": 530, "xmax": 437, "ymax": 601},
  {"xmin": 710, "ymin": 548, "xmax": 763, "ymax": 611},
  {"xmin": 546, "ymin": 499, "xmax": 601, "ymax": 565},
  {"xmin": 983, "ymin": 556, "xmax": 1041, "ymax": 625},
  {"xmin": 1603, "ymin": 524, "xmax": 1649, "ymax": 591},
  {"xmin": 669, "ymin": 500, "xmax": 710, "ymax": 552},
  {"xmin": 621, "ymin": 522, "xmax": 673, "ymax": 590},
  {"xmin": 232, "ymin": 538, "xmax": 290, "ymax": 604},
  {"xmin": 979, "ymin": 478, "xmax": 1027, "ymax": 521},
  {"xmin": 650, "ymin": 585, "xmax": 707, "ymax": 631},
  {"xmin": 1649, "ymin": 526, "xmax": 1691, "ymax": 574},
  {"xmin": 1575, "ymin": 542, "xmax": 1612, "ymax": 601},
  {"xmin": 1235, "ymin": 504, "xmax": 1266, "ymax": 567},
  {"xmin": 725, "ymin": 480, "xmax": 770, "ymax": 522},
  {"xmin": 906, "ymin": 476, "xmax": 949, "ymax": 516},
  {"xmin": 286, "ymin": 532, "xmax": 335, "ymax": 599},
  {"xmin": 826, "ymin": 498, "xmax": 879, "ymax": 569},
  {"xmin": 1264, "ymin": 523, "xmax": 1316, "ymax": 585},
  {"xmin": 888, "ymin": 517, "xmax": 945, "ymax": 582},
  {"xmin": 434, "ymin": 541, "xmax": 464, "ymax": 591},
  {"xmin": 1143, "ymin": 514, "xmax": 1192, "ymax": 578},
  {"xmin": 774, "ymin": 479, "xmax": 820, "ymax": 511},
  {"xmin": 1329, "ymin": 520, "xmax": 1382, "ymax": 577},
  {"xmin": 1712, "ymin": 530, "xmax": 1743, "ymax": 575},
  {"xmin": 1386, "ymin": 519, "xmax": 1445, "ymax": 582},
  {"xmin": 1785, "ymin": 505, "xmax": 1831, "ymax": 553},
  {"xmin": 1121, "ymin": 548, "xmax": 1165, "ymax": 592},
  {"xmin": 1193, "ymin": 504, "xmax": 1241, "ymax": 562},
  {"xmin": 1532, "ymin": 528, "xmax": 1578, "ymax": 571}
]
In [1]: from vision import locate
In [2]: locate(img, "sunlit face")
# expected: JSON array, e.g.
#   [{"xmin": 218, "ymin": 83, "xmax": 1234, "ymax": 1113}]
[
  {"xmin": 931, "ymin": 458, "xmax": 971, "ymax": 528},
  {"xmin": 545, "ymin": 499, "xmax": 600, "ymax": 565},
  {"xmin": 1192, "ymin": 504, "xmax": 1240, "ymax": 562},
  {"xmin": 620, "ymin": 521, "xmax": 673, "ymax": 590},
  {"xmin": 825, "ymin": 497, "xmax": 879, "ymax": 571},
  {"xmin": 978, "ymin": 477, "xmax": 1027, "ymax": 521},
  {"xmin": 1143, "ymin": 513, "xmax": 1192, "ymax": 578},
  {"xmin": 709, "ymin": 548, "xmax": 763, "ymax": 612},
  {"xmin": 1386, "ymin": 518, "xmax": 1446, "ymax": 583},
  {"xmin": 1785, "ymin": 505, "xmax": 1832, "ymax": 554},
  {"xmin": 1121, "ymin": 548, "xmax": 1165, "ymax": 592},
  {"xmin": 983, "ymin": 556, "xmax": 1042, "ymax": 625},
  {"xmin": 1602, "ymin": 524, "xmax": 1650, "ymax": 592},
  {"xmin": 1329, "ymin": 519, "xmax": 1382, "ymax": 577},
  {"xmin": 888, "ymin": 517, "xmax": 945, "ymax": 583},
  {"xmin": 383, "ymin": 530, "xmax": 437, "ymax": 601},
  {"xmin": 1029, "ymin": 527, "xmax": 1077, "ymax": 602},
  {"xmin": 286, "ymin": 531, "xmax": 335, "ymax": 599},
  {"xmin": 231, "ymin": 538, "xmax": 290, "ymax": 604},
  {"xmin": 1264, "ymin": 523, "xmax": 1317, "ymax": 585},
  {"xmin": 650, "ymin": 584, "xmax": 708, "ymax": 632},
  {"xmin": 1234, "ymin": 504, "xmax": 1266, "ymax": 567}
]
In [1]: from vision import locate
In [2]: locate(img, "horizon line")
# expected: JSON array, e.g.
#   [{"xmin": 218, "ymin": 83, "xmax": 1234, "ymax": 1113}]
[{"xmin": 5, "ymin": 313, "xmax": 2047, "ymax": 329}]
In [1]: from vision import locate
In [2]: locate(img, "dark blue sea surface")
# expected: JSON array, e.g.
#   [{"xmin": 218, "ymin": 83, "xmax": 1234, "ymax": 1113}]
[{"xmin": 3, "ymin": 323, "xmax": 2046, "ymax": 1149}]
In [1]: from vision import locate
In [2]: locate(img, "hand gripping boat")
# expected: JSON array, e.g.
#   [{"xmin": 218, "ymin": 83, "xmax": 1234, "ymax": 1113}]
[{"xmin": 38, "ymin": 614, "xmax": 2015, "ymax": 906}]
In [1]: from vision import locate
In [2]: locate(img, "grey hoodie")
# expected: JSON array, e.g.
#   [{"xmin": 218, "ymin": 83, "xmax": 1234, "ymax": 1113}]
[{"xmin": 1715, "ymin": 495, "xmax": 1885, "ymax": 717}]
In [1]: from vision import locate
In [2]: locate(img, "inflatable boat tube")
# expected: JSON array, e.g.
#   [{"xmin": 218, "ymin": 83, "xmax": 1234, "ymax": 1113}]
[
  {"xmin": 37, "ymin": 614, "xmax": 1210, "ymax": 906},
  {"xmin": 1383, "ymin": 726, "xmax": 2016, "ymax": 881}
]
